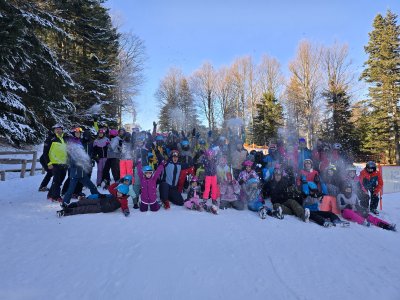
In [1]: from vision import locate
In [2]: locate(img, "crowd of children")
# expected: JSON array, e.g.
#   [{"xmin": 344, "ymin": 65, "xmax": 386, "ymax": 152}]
[{"xmin": 40, "ymin": 120, "xmax": 396, "ymax": 231}]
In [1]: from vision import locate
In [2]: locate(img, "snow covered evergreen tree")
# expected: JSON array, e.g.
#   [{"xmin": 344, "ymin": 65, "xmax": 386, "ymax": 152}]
[{"xmin": 0, "ymin": 0, "xmax": 75, "ymax": 145}]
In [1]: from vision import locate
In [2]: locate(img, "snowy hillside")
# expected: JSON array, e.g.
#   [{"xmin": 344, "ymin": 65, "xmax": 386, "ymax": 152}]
[{"xmin": 0, "ymin": 171, "xmax": 399, "ymax": 300}]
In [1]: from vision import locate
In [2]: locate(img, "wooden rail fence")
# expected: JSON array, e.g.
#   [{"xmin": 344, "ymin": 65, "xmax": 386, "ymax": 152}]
[{"xmin": 0, "ymin": 151, "xmax": 43, "ymax": 181}]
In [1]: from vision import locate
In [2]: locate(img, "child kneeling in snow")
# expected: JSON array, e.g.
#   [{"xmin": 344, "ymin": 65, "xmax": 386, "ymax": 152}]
[
  {"xmin": 338, "ymin": 183, "xmax": 396, "ymax": 231},
  {"xmin": 185, "ymin": 176, "xmax": 218, "ymax": 214},
  {"xmin": 219, "ymin": 173, "xmax": 244, "ymax": 210},
  {"xmin": 137, "ymin": 161, "xmax": 165, "ymax": 212},
  {"xmin": 246, "ymin": 178, "xmax": 283, "ymax": 219}
]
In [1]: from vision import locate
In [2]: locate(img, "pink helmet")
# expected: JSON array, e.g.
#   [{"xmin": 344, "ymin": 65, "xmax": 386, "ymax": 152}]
[
  {"xmin": 109, "ymin": 129, "xmax": 118, "ymax": 137},
  {"xmin": 243, "ymin": 160, "xmax": 253, "ymax": 167},
  {"xmin": 191, "ymin": 176, "xmax": 199, "ymax": 182}
]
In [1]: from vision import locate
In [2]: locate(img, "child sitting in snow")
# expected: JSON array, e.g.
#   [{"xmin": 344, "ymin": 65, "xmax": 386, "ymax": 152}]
[
  {"xmin": 137, "ymin": 160, "xmax": 165, "ymax": 212},
  {"xmin": 238, "ymin": 160, "xmax": 259, "ymax": 202},
  {"xmin": 246, "ymin": 177, "xmax": 283, "ymax": 219},
  {"xmin": 338, "ymin": 183, "xmax": 396, "ymax": 231},
  {"xmin": 219, "ymin": 173, "xmax": 243, "ymax": 210},
  {"xmin": 184, "ymin": 176, "xmax": 204, "ymax": 211},
  {"xmin": 216, "ymin": 156, "xmax": 230, "ymax": 184}
]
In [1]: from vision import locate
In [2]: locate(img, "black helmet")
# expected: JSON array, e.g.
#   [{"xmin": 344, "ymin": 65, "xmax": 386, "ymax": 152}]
[{"xmin": 366, "ymin": 161, "xmax": 376, "ymax": 173}]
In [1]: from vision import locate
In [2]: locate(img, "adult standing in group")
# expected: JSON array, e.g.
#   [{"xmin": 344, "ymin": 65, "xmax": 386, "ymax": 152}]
[
  {"xmin": 44, "ymin": 124, "xmax": 68, "ymax": 202},
  {"xmin": 159, "ymin": 150, "xmax": 184, "ymax": 209},
  {"xmin": 297, "ymin": 137, "xmax": 312, "ymax": 172},
  {"xmin": 38, "ymin": 129, "xmax": 54, "ymax": 192}
]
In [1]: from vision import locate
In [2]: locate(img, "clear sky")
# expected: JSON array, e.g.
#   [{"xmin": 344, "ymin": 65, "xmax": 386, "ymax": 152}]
[{"xmin": 105, "ymin": 0, "xmax": 400, "ymax": 130}]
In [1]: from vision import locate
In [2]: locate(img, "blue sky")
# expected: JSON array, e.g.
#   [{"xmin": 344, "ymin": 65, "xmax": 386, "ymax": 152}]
[{"xmin": 105, "ymin": 0, "xmax": 400, "ymax": 130}]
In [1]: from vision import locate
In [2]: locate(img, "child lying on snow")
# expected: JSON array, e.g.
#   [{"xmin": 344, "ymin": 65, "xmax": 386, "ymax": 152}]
[
  {"xmin": 57, "ymin": 182, "xmax": 129, "ymax": 217},
  {"xmin": 338, "ymin": 183, "xmax": 396, "ymax": 231}
]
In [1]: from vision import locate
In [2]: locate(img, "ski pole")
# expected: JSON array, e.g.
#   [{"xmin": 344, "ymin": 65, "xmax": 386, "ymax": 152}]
[{"xmin": 378, "ymin": 162, "xmax": 383, "ymax": 210}]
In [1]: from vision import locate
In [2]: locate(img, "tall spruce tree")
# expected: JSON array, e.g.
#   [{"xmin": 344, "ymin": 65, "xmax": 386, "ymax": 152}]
[
  {"xmin": 253, "ymin": 92, "xmax": 283, "ymax": 146},
  {"xmin": 0, "ymin": 0, "xmax": 75, "ymax": 145},
  {"xmin": 360, "ymin": 10, "xmax": 400, "ymax": 164}
]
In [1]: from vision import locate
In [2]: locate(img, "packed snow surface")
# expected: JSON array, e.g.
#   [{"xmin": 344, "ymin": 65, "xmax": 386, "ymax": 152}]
[{"xmin": 0, "ymin": 171, "xmax": 399, "ymax": 300}]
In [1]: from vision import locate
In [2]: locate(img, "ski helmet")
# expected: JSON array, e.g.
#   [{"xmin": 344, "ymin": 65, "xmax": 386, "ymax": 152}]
[
  {"xmin": 52, "ymin": 123, "xmax": 63, "ymax": 129},
  {"xmin": 143, "ymin": 165, "xmax": 154, "ymax": 173},
  {"xmin": 98, "ymin": 129, "xmax": 106, "ymax": 134},
  {"xmin": 333, "ymin": 143, "xmax": 342, "ymax": 150},
  {"xmin": 243, "ymin": 160, "xmax": 253, "ymax": 167},
  {"xmin": 109, "ymin": 129, "xmax": 118, "ymax": 137},
  {"xmin": 170, "ymin": 150, "xmax": 179, "ymax": 158},
  {"xmin": 303, "ymin": 159, "xmax": 313, "ymax": 167},
  {"xmin": 122, "ymin": 175, "xmax": 133, "ymax": 184},
  {"xmin": 117, "ymin": 184, "xmax": 129, "ymax": 195},
  {"xmin": 181, "ymin": 140, "xmax": 190, "ymax": 150},
  {"xmin": 366, "ymin": 161, "xmax": 377, "ymax": 173},
  {"xmin": 198, "ymin": 138, "xmax": 206, "ymax": 145}
]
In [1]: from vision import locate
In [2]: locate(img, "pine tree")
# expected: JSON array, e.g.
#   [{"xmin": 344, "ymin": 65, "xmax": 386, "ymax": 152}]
[
  {"xmin": 360, "ymin": 10, "xmax": 400, "ymax": 164},
  {"xmin": 253, "ymin": 92, "xmax": 283, "ymax": 146},
  {"xmin": 0, "ymin": 0, "xmax": 75, "ymax": 145}
]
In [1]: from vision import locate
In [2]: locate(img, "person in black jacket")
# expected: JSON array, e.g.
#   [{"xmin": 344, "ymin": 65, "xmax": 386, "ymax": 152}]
[
  {"xmin": 264, "ymin": 168, "xmax": 309, "ymax": 222},
  {"xmin": 56, "ymin": 194, "xmax": 120, "ymax": 217},
  {"xmin": 38, "ymin": 130, "xmax": 54, "ymax": 191}
]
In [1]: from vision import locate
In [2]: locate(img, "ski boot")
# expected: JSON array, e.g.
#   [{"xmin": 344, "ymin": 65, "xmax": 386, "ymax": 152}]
[
  {"xmin": 303, "ymin": 208, "xmax": 310, "ymax": 223},
  {"xmin": 362, "ymin": 220, "xmax": 371, "ymax": 227},
  {"xmin": 333, "ymin": 219, "xmax": 350, "ymax": 227},
  {"xmin": 38, "ymin": 186, "xmax": 49, "ymax": 192},
  {"xmin": 272, "ymin": 206, "xmax": 284, "ymax": 220},
  {"xmin": 123, "ymin": 209, "xmax": 130, "ymax": 217},
  {"xmin": 56, "ymin": 210, "xmax": 65, "ymax": 217},
  {"xmin": 323, "ymin": 221, "xmax": 334, "ymax": 227},
  {"xmin": 370, "ymin": 208, "xmax": 379, "ymax": 216},
  {"xmin": 258, "ymin": 206, "xmax": 268, "ymax": 219},
  {"xmin": 163, "ymin": 200, "xmax": 171, "ymax": 210}
]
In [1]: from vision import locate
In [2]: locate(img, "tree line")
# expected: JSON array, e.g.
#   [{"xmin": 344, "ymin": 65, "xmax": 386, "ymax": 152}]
[
  {"xmin": 0, "ymin": 0, "xmax": 145, "ymax": 146},
  {"xmin": 156, "ymin": 10, "xmax": 400, "ymax": 164}
]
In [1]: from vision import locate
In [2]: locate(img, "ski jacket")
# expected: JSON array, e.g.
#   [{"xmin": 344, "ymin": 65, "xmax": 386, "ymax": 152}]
[
  {"xmin": 337, "ymin": 193, "xmax": 361, "ymax": 211},
  {"xmin": 303, "ymin": 194, "xmax": 323, "ymax": 212},
  {"xmin": 219, "ymin": 181, "xmax": 240, "ymax": 202},
  {"xmin": 297, "ymin": 169, "xmax": 319, "ymax": 187},
  {"xmin": 202, "ymin": 156, "xmax": 218, "ymax": 176},
  {"xmin": 107, "ymin": 136, "xmax": 122, "ymax": 159},
  {"xmin": 99, "ymin": 195, "xmax": 121, "ymax": 213},
  {"xmin": 264, "ymin": 177, "xmax": 290, "ymax": 205},
  {"xmin": 137, "ymin": 162, "xmax": 164, "ymax": 205},
  {"xmin": 238, "ymin": 170, "xmax": 258, "ymax": 184},
  {"xmin": 108, "ymin": 182, "xmax": 129, "ymax": 203},
  {"xmin": 216, "ymin": 165, "xmax": 230, "ymax": 183},
  {"xmin": 161, "ymin": 160, "xmax": 182, "ymax": 187},
  {"xmin": 186, "ymin": 186, "xmax": 202, "ymax": 200},
  {"xmin": 43, "ymin": 133, "xmax": 67, "ymax": 166},
  {"xmin": 359, "ymin": 169, "xmax": 383, "ymax": 195},
  {"xmin": 93, "ymin": 137, "xmax": 109, "ymax": 159}
]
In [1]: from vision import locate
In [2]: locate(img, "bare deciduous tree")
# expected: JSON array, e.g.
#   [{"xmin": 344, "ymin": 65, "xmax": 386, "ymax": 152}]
[{"xmin": 288, "ymin": 40, "xmax": 323, "ymax": 147}]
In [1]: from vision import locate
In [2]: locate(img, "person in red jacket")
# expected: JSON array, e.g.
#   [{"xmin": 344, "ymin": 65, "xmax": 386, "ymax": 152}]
[
  {"xmin": 108, "ymin": 182, "xmax": 130, "ymax": 216},
  {"xmin": 359, "ymin": 161, "xmax": 383, "ymax": 215}
]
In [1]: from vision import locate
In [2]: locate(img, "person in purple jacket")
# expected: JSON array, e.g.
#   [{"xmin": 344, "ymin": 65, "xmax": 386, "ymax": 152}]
[{"xmin": 137, "ymin": 161, "xmax": 165, "ymax": 212}]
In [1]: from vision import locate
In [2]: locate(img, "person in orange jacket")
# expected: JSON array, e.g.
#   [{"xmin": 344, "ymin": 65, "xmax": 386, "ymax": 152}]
[{"xmin": 359, "ymin": 161, "xmax": 383, "ymax": 215}]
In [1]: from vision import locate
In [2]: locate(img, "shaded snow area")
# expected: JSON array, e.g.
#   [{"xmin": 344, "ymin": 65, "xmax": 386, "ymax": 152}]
[{"xmin": 0, "ymin": 172, "xmax": 400, "ymax": 300}]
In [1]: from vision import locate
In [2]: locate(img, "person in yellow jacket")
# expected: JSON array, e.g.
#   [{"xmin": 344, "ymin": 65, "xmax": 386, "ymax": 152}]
[{"xmin": 43, "ymin": 124, "xmax": 68, "ymax": 201}]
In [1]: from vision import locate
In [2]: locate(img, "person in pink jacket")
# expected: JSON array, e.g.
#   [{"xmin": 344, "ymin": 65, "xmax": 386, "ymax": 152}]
[
  {"xmin": 137, "ymin": 160, "xmax": 165, "ymax": 212},
  {"xmin": 219, "ymin": 173, "xmax": 243, "ymax": 210}
]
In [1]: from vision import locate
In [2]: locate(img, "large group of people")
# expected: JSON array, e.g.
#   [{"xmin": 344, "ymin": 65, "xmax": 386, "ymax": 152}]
[{"xmin": 38, "ymin": 120, "xmax": 396, "ymax": 231}]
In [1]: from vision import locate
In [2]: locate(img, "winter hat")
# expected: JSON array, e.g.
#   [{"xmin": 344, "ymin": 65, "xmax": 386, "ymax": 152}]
[
  {"xmin": 117, "ymin": 184, "xmax": 129, "ymax": 195},
  {"xmin": 191, "ymin": 176, "xmax": 199, "ymax": 182}
]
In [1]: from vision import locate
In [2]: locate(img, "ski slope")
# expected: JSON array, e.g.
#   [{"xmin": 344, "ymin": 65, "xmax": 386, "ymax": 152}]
[{"xmin": 0, "ymin": 171, "xmax": 399, "ymax": 300}]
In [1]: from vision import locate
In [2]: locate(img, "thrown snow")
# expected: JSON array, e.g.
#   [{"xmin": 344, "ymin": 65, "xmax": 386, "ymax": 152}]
[{"xmin": 0, "ymin": 170, "xmax": 399, "ymax": 300}]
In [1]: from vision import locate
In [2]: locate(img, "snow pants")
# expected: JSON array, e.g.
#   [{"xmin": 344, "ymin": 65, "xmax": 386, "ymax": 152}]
[
  {"xmin": 320, "ymin": 195, "xmax": 340, "ymax": 215},
  {"xmin": 159, "ymin": 182, "xmax": 184, "ymax": 206},
  {"xmin": 96, "ymin": 158, "xmax": 107, "ymax": 185},
  {"xmin": 48, "ymin": 164, "xmax": 67, "ymax": 199},
  {"xmin": 248, "ymin": 199, "xmax": 263, "ymax": 212},
  {"xmin": 63, "ymin": 176, "xmax": 99, "ymax": 204},
  {"xmin": 203, "ymin": 175, "xmax": 219, "ymax": 201},
  {"xmin": 310, "ymin": 211, "xmax": 340, "ymax": 226},
  {"xmin": 360, "ymin": 191, "xmax": 380, "ymax": 211},
  {"xmin": 120, "ymin": 159, "xmax": 133, "ymax": 179},
  {"xmin": 273, "ymin": 199, "xmax": 305, "ymax": 220},
  {"xmin": 103, "ymin": 158, "xmax": 120, "ymax": 182},
  {"xmin": 178, "ymin": 167, "xmax": 195, "ymax": 193},
  {"xmin": 65, "ymin": 199, "xmax": 102, "ymax": 215},
  {"xmin": 220, "ymin": 200, "xmax": 244, "ymax": 210},
  {"xmin": 140, "ymin": 201, "xmax": 160, "ymax": 212},
  {"xmin": 341, "ymin": 209, "xmax": 390, "ymax": 228}
]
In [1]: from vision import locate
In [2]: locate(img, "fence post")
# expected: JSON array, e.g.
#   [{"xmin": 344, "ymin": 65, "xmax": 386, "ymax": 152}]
[
  {"xmin": 20, "ymin": 160, "xmax": 27, "ymax": 178},
  {"xmin": 0, "ymin": 171, "xmax": 5, "ymax": 181},
  {"xmin": 30, "ymin": 151, "xmax": 37, "ymax": 176}
]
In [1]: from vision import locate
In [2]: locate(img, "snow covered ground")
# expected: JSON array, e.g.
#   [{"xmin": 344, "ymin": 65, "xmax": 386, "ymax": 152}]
[{"xmin": 0, "ymin": 171, "xmax": 399, "ymax": 300}]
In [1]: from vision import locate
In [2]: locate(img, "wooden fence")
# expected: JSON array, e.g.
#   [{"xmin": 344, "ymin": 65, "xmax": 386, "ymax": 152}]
[{"xmin": 0, "ymin": 151, "xmax": 43, "ymax": 181}]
